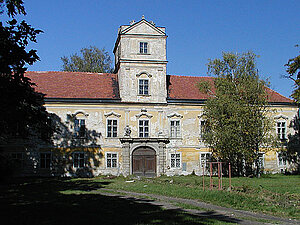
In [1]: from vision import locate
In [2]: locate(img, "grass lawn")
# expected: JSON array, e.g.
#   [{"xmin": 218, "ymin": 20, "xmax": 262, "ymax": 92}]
[
  {"xmin": 0, "ymin": 177, "xmax": 238, "ymax": 225},
  {"xmin": 83, "ymin": 174, "xmax": 300, "ymax": 219},
  {"xmin": 0, "ymin": 174, "xmax": 299, "ymax": 225}
]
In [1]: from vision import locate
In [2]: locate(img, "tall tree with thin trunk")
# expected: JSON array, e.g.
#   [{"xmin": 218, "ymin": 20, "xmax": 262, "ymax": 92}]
[{"xmin": 198, "ymin": 52, "xmax": 278, "ymax": 176}]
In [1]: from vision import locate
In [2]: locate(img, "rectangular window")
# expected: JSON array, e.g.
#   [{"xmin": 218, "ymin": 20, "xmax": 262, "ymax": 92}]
[
  {"xmin": 277, "ymin": 121, "xmax": 286, "ymax": 140},
  {"xmin": 170, "ymin": 153, "xmax": 181, "ymax": 168},
  {"xmin": 73, "ymin": 153, "xmax": 85, "ymax": 168},
  {"xmin": 139, "ymin": 42, "xmax": 148, "ymax": 54},
  {"xmin": 74, "ymin": 119, "xmax": 86, "ymax": 138},
  {"xmin": 199, "ymin": 120, "xmax": 206, "ymax": 139},
  {"xmin": 40, "ymin": 153, "xmax": 51, "ymax": 169},
  {"xmin": 278, "ymin": 152, "xmax": 287, "ymax": 167},
  {"xmin": 200, "ymin": 152, "xmax": 212, "ymax": 168},
  {"xmin": 11, "ymin": 152, "xmax": 24, "ymax": 167},
  {"xmin": 107, "ymin": 119, "xmax": 118, "ymax": 137},
  {"xmin": 139, "ymin": 120, "xmax": 149, "ymax": 137},
  {"xmin": 139, "ymin": 79, "xmax": 149, "ymax": 95},
  {"xmin": 258, "ymin": 153, "xmax": 265, "ymax": 168},
  {"xmin": 106, "ymin": 153, "xmax": 118, "ymax": 168},
  {"xmin": 170, "ymin": 120, "xmax": 180, "ymax": 138}
]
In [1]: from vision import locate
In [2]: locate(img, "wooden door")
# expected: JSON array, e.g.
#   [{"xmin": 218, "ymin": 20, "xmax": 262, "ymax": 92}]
[{"xmin": 132, "ymin": 148, "xmax": 156, "ymax": 177}]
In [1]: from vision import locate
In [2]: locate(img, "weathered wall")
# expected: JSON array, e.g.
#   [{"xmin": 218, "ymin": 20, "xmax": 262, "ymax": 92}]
[{"xmin": 35, "ymin": 102, "xmax": 298, "ymax": 177}]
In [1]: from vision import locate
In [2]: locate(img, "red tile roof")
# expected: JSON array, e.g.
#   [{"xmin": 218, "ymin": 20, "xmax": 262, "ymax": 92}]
[
  {"xmin": 26, "ymin": 71, "xmax": 292, "ymax": 103},
  {"xmin": 167, "ymin": 75, "xmax": 293, "ymax": 103},
  {"xmin": 27, "ymin": 71, "xmax": 119, "ymax": 99}
]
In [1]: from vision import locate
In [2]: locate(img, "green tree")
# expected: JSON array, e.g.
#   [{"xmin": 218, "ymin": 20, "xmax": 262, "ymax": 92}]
[
  {"xmin": 285, "ymin": 45, "xmax": 300, "ymax": 103},
  {"xmin": 61, "ymin": 46, "xmax": 113, "ymax": 73},
  {"xmin": 198, "ymin": 52, "xmax": 277, "ymax": 176},
  {"xmin": 0, "ymin": 0, "xmax": 54, "ymax": 144}
]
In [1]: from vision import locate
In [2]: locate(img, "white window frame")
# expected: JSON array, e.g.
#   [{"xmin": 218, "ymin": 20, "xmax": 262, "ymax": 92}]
[
  {"xmin": 170, "ymin": 152, "xmax": 181, "ymax": 169},
  {"xmin": 257, "ymin": 152, "xmax": 265, "ymax": 168},
  {"xmin": 138, "ymin": 79, "xmax": 149, "ymax": 95},
  {"xmin": 277, "ymin": 152, "xmax": 287, "ymax": 167},
  {"xmin": 106, "ymin": 152, "xmax": 118, "ymax": 168},
  {"xmin": 74, "ymin": 118, "xmax": 86, "ymax": 138},
  {"xmin": 199, "ymin": 120, "xmax": 206, "ymax": 140},
  {"xmin": 139, "ymin": 119, "xmax": 150, "ymax": 138},
  {"xmin": 276, "ymin": 120, "xmax": 287, "ymax": 140},
  {"xmin": 73, "ymin": 152, "xmax": 85, "ymax": 168},
  {"xmin": 106, "ymin": 118, "xmax": 118, "ymax": 138},
  {"xmin": 139, "ymin": 42, "xmax": 148, "ymax": 54},
  {"xmin": 40, "ymin": 152, "xmax": 52, "ymax": 169},
  {"xmin": 200, "ymin": 152, "xmax": 212, "ymax": 169},
  {"xmin": 170, "ymin": 119, "xmax": 181, "ymax": 138}
]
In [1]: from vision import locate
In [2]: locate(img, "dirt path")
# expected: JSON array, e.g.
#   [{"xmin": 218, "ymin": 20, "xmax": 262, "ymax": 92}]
[{"xmin": 94, "ymin": 188, "xmax": 299, "ymax": 225}]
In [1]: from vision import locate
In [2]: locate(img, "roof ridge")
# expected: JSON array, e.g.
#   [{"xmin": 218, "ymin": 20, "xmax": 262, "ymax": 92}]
[
  {"xmin": 168, "ymin": 74, "xmax": 212, "ymax": 78},
  {"xmin": 26, "ymin": 71, "xmax": 116, "ymax": 75}
]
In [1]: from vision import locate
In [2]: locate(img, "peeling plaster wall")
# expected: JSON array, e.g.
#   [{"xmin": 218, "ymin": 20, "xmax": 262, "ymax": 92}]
[
  {"xmin": 116, "ymin": 20, "xmax": 167, "ymax": 103},
  {"xmin": 39, "ymin": 102, "xmax": 299, "ymax": 177}
]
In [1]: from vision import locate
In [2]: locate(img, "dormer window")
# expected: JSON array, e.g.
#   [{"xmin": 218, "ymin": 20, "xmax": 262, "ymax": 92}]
[
  {"xmin": 139, "ymin": 79, "xmax": 149, "ymax": 95},
  {"xmin": 139, "ymin": 42, "xmax": 148, "ymax": 54}
]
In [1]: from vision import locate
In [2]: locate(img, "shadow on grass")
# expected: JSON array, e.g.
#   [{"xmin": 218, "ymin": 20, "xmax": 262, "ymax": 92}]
[{"xmin": 0, "ymin": 178, "xmax": 241, "ymax": 225}]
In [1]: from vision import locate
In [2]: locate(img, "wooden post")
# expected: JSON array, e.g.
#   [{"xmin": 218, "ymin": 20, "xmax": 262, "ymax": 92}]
[
  {"xmin": 220, "ymin": 162, "xmax": 223, "ymax": 190},
  {"xmin": 202, "ymin": 165, "xmax": 205, "ymax": 191},
  {"xmin": 218, "ymin": 162, "xmax": 220, "ymax": 190},
  {"xmin": 210, "ymin": 162, "xmax": 213, "ymax": 190},
  {"xmin": 229, "ymin": 162, "xmax": 231, "ymax": 192}
]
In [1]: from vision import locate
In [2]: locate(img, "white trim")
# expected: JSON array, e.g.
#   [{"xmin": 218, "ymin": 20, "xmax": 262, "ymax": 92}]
[
  {"xmin": 104, "ymin": 111, "xmax": 121, "ymax": 118},
  {"xmin": 137, "ymin": 78, "xmax": 150, "ymax": 96},
  {"xmin": 120, "ymin": 19, "xmax": 166, "ymax": 35},
  {"xmin": 72, "ymin": 152, "xmax": 85, "ymax": 168},
  {"xmin": 257, "ymin": 152, "xmax": 265, "ymax": 168},
  {"xmin": 276, "ymin": 151, "xmax": 287, "ymax": 168},
  {"xmin": 274, "ymin": 114, "xmax": 289, "ymax": 120},
  {"xmin": 138, "ymin": 119, "xmax": 150, "ymax": 138},
  {"xmin": 71, "ymin": 110, "xmax": 89, "ymax": 117},
  {"xmin": 199, "ymin": 152, "xmax": 212, "ymax": 169},
  {"xmin": 170, "ymin": 152, "xmax": 182, "ymax": 169},
  {"xmin": 106, "ymin": 118, "xmax": 119, "ymax": 138},
  {"xmin": 169, "ymin": 119, "xmax": 181, "ymax": 138},
  {"xmin": 105, "ymin": 152, "xmax": 119, "ymax": 169},
  {"xmin": 199, "ymin": 119, "xmax": 206, "ymax": 140},
  {"xmin": 135, "ymin": 112, "xmax": 153, "ymax": 119},
  {"xmin": 167, "ymin": 112, "xmax": 183, "ymax": 118},
  {"xmin": 136, "ymin": 71, "xmax": 152, "ymax": 78},
  {"xmin": 275, "ymin": 120, "xmax": 287, "ymax": 140}
]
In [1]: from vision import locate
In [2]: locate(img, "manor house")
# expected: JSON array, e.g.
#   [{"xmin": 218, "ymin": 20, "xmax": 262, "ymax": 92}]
[{"xmin": 13, "ymin": 18, "xmax": 299, "ymax": 176}]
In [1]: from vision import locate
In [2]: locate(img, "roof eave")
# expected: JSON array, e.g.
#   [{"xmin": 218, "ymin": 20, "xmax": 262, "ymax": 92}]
[{"xmin": 45, "ymin": 98, "xmax": 121, "ymax": 103}]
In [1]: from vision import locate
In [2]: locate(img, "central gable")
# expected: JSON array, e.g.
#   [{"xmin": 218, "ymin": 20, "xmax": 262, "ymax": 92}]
[{"xmin": 121, "ymin": 19, "xmax": 165, "ymax": 36}]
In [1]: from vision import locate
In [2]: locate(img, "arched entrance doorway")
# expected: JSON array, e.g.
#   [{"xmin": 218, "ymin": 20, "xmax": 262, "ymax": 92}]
[{"xmin": 132, "ymin": 147, "xmax": 156, "ymax": 177}]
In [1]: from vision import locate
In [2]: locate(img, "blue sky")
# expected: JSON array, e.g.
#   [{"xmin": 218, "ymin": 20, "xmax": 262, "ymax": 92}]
[{"xmin": 4, "ymin": 0, "xmax": 300, "ymax": 98}]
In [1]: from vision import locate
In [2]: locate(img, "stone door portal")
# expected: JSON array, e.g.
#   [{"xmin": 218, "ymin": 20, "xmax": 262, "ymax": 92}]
[{"xmin": 132, "ymin": 147, "xmax": 156, "ymax": 177}]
